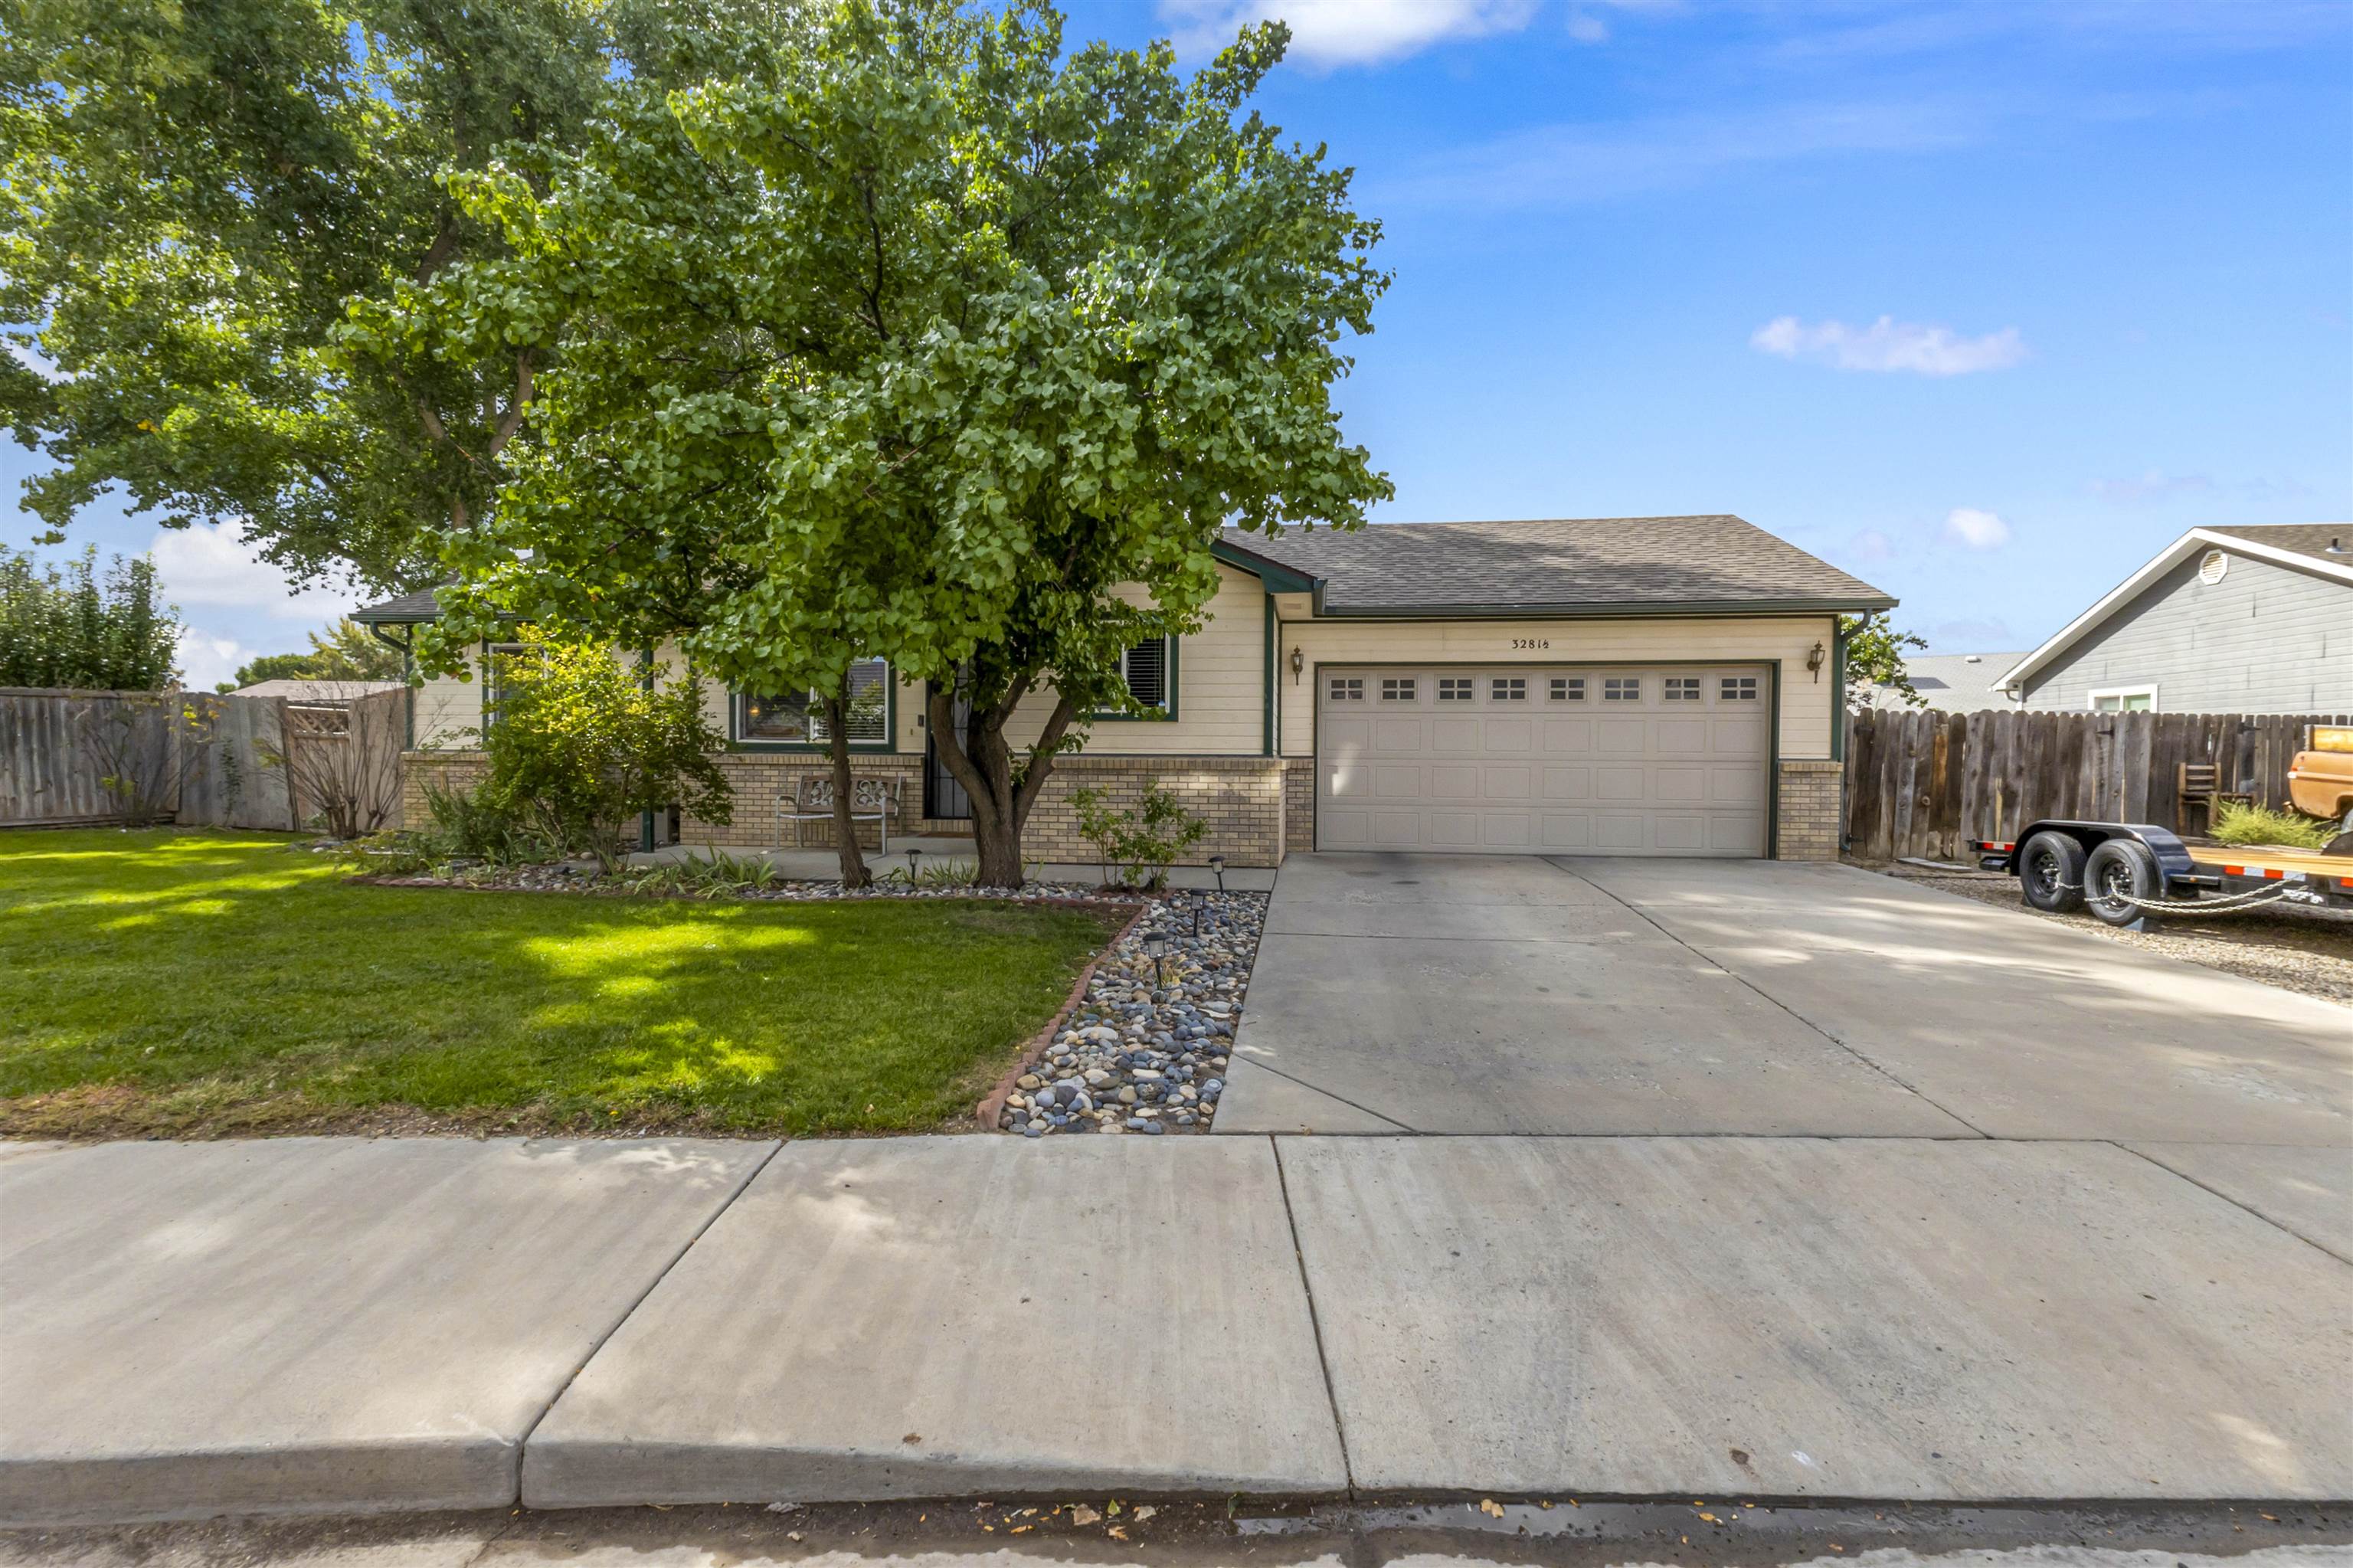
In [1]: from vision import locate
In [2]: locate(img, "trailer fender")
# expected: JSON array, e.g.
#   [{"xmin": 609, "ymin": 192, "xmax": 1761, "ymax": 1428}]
[{"xmin": 1978, "ymin": 820, "xmax": 2198, "ymax": 886}]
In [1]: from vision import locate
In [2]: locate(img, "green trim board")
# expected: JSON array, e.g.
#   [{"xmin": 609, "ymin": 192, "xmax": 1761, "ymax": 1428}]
[
  {"xmin": 1262, "ymin": 593, "xmax": 1277, "ymax": 756},
  {"xmin": 1211, "ymin": 537, "xmax": 1319, "ymax": 594},
  {"xmin": 1829, "ymin": 618, "xmax": 1848, "ymax": 763}
]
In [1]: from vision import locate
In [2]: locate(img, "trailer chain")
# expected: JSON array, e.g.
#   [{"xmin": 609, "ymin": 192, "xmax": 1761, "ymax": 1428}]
[{"xmin": 2040, "ymin": 877, "xmax": 2315, "ymax": 915}]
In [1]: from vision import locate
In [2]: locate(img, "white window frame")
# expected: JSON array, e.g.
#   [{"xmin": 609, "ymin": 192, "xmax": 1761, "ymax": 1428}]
[
  {"xmin": 1663, "ymin": 676, "xmax": 1702, "ymax": 702},
  {"xmin": 2088, "ymin": 684, "xmax": 2158, "ymax": 714}
]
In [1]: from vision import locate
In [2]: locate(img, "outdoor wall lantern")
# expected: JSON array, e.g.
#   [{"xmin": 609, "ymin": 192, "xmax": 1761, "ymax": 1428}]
[
  {"xmin": 1807, "ymin": 640, "xmax": 1828, "ymax": 681},
  {"xmin": 1289, "ymin": 645, "xmax": 1304, "ymax": 684}
]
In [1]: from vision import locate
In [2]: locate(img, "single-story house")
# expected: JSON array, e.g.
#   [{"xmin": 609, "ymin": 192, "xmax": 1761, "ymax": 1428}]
[
  {"xmin": 1859, "ymin": 652, "xmax": 2025, "ymax": 713},
  {"xmin": 355, "ymin": 513, "xmax": 1893, "ymax": 866},
  {"xmin": 1997, "ymin": 524, "xmax": 2352, "ymax": 714}
]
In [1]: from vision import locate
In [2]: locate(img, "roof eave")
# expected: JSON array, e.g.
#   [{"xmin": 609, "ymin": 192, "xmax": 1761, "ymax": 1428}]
[
  {"xmin": 1307, "ymin": 594, "xmax": 1895, "ymax": 620},
  {"xmin": 1210, "ymin": 538, "xmax": 1321, "ymax": 594}
]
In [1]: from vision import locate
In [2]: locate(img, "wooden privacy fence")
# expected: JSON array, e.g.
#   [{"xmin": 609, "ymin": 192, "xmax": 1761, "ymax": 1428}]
[
  {"xmin": 0, "ymin": 686, "xmax": 402, "ymax": 833},
  {"xmin": 1844, "ymin": 708, "xmax": 2353, "ymax": 863}
]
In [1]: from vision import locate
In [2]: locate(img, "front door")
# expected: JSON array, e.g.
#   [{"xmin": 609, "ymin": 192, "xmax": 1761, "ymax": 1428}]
[{"xmin": 924, "ymin": 682, "xmax": 974, "ymax": 821}]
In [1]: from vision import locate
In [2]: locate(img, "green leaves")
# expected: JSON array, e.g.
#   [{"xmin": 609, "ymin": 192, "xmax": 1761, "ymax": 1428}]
[{"xmin": 0, "ymin": 545, "xmax": 181, "ymax": 690}]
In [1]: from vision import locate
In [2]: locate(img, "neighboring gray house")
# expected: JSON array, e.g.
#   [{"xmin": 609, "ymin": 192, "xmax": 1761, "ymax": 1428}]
[
  {"xmin": 1861, "ymin": 651, "xmax": 2025, "ymax": 712},
  {"xmin": 1997, "ymin": 524, "xmax": 2352, "ymax": 714}
]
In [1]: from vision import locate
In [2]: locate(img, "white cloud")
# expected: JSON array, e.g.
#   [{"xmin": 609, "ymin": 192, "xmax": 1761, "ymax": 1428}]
[
  {"xmin": 148, "ymin": 525, "xmax": 347, "ymax": 624},
  {"xmin": 2090, "ymin": 469, "xmax": 2214, "ymax": 503},
  {"xmin": 1942, "ymin": 507, "xmax": 2011, "ymax": 550},
  {"xmin": 175, "ymin": 629, "xmax": 250, "ymax": 691},
  {"xmin": 1383, "ymin": 97, "xmax": 1982, "ymax": 208},
  {"xmin": 1565, "ymin": 10, "xmax": 1610, "ymax": 44},
  {"xmin": 1751, "ymin": 315, "xmax": 2027, "ymax": 375},
  {"xmin": 1158, "ymin": 0, "xmax": 1540, "ymax": 67},
  {"xmin": 1844, "ymin": 528, "xmax": 1896, "ymax": 565}
]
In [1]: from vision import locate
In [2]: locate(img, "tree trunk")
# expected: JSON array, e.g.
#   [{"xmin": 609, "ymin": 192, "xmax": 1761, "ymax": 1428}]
[
  {"xmin": 926, "ymin": 683, "xmax": 1081, "ymax": 889},
  {"xmin": 820, "ymin": 685, "xmax": 872, "ymax": 889}
]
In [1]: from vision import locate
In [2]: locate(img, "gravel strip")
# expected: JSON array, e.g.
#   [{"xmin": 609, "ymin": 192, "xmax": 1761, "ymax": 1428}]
[
  {"xmin": 1870, "ymin": 863, "xmax": 2353, "ymax": 1007},
  {"xmin": 362, "ymin": 858, "xmax": 1113, "ymax": 902},
  {"xmin": 998, "ymin": 889, "xmax": 1265, "ymax": 1138}
]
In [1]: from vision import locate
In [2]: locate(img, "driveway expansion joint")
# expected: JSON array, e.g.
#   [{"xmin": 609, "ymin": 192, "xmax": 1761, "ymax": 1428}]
[{"xmin": 1270, "ymin": 1135, "xmax": 1358, "ymax": 1498}]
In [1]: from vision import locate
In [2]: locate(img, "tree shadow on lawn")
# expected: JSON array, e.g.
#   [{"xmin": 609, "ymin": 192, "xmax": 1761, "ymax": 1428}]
[{"xmin": 0, "ymin": 829, "xmax": 1114, "ymax": 1140}]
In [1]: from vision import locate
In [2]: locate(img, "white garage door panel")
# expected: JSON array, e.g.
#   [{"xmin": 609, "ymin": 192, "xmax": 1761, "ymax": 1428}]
[{"xmin": 1316, "ymin": 665, "xmax": 1769, "ymax": 858}]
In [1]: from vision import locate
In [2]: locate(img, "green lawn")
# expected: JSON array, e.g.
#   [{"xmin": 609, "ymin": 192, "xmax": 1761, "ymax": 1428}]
[{"xmin": 0, "ymin": 829, "xmax": 1112, "ymax": 1139}]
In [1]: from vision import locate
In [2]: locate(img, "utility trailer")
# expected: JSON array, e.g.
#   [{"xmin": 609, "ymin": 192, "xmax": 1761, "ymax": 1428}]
[{"xmin": 1976, "ymin": 823, "xmax": 2353, "ymax": 934}]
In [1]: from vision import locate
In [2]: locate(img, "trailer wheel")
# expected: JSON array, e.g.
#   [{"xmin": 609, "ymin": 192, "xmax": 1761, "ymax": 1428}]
[
  {"xmin": 2019, "ymin": 831, "xmax": 2087, "ymax": 913},
  {"xmin": 2083, "ymin": 839, "xmax": 2163, "ymax": 927}
]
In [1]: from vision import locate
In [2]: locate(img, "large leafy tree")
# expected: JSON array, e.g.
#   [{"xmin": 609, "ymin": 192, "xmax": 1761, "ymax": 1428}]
[
  {"xmin": 0, "ymin": 0, "xmax": 617, "ymax": 591},
  {"xmin": 417, "ymin": 0, "xmax": 1392, "ymax": 885}
]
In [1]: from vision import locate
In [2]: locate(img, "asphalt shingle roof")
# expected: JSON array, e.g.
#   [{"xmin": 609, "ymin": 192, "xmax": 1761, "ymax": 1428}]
[
  {"xmin": 2197, "ymin": 523, "xmax": 2353, "ymax": 568},
  {"xmin": 350, "ymin": 586, "xmax": 447, "ymax": 624},
  {"xmin": 1220, "ymin": 515, "xmax": 1893, "ymax": 614}
]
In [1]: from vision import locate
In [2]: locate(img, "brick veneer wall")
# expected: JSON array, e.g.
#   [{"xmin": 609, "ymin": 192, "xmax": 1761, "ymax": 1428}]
[
  {"xmin": 1775, "ymin": 758, "xmax": 1842, "ymax": 861},
  {"xmin": 398, "ymin": 749, "xmax": 1288, "ymax": 866},
  {"xmin": 1282, "ymin": 758, "xmax": 1314, "ymax": 855}
]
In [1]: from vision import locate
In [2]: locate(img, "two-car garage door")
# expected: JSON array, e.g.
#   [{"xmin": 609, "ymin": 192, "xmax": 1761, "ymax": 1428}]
[{"xmin": 1315, "ymin": 666, "xmax": 1770, "ymax": 856}]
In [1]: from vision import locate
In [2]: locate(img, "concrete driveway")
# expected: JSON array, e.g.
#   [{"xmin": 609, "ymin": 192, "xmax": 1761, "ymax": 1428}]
[{"xmin": 1217, "ymin": 853, "xmax": 2353, "ymax": 1149}]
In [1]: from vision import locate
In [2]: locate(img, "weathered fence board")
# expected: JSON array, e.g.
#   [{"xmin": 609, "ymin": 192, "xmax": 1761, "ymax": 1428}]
[
  {"xmin": 1, "ymin": 687, "xmax": 398, "ymax": 833},
  {"xmin": 1844, "ymin": 708, "xmax": 2353, "ymax": 862}
]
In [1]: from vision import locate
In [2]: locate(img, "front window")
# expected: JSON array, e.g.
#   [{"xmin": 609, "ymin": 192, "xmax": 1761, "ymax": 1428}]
[
  {"xmin": 482, "ymin": 643, "xmax": 532, "ymax": 728},
  {"xmin": 2091, "ymin": 688, "xmax": 2155, "ymax": 714},
  {"xmin": 739, "ymin": 657, "xmax": 890, "ymax": 745}
]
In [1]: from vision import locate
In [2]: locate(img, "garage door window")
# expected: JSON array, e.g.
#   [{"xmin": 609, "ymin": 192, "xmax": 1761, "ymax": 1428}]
[
  {"xmin": 1491, "ymin": 676, "xmax": 1527, "ymax": 701},
  {"xmin": 1721, "ymin": 675, "xmax": 1759, "ymax": 701},
  {"xmin": 1550, "ymin": 676, "xmax": 1586, "ymax": 701},
  {"xmin": 1381, "ymin": 676, "xmax": 1416, "ymax": 701},
  {"xmin": 1328, "ymin": 676, "xmax": 1365, "ymax": 702},
  {"xmin": 1604, "ymin": 676, "xmax": 1641, "ymax": 701},
  {"xmin": 1438, "ymin": 676, "xmax": 1474, "ymax": 702},
  {"xmin": 1664, "ymin": 676, "xmax": 1701, "ymax": 701}
]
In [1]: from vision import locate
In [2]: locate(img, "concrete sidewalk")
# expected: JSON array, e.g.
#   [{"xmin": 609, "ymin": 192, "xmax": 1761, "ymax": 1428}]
[{"xmin": 5, "ymin": 1130, "xmax": 2349, "ymax": 1525}]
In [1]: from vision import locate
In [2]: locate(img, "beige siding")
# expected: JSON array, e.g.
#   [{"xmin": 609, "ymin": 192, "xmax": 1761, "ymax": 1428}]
[{"xmin": 1276, "ymin": 614, "xmax": 1838, "ymax": 761}]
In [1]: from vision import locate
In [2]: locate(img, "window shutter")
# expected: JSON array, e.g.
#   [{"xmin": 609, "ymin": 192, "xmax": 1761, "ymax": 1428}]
[{"xmin": 1123, "ymin": 639, "xmax": 1168, "ymax": 709}]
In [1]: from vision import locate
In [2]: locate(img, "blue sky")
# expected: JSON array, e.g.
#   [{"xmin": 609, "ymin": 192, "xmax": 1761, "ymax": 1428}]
[{"xmin": 9, "ymin": 0, "xmax": 2351, "ymax": 686}]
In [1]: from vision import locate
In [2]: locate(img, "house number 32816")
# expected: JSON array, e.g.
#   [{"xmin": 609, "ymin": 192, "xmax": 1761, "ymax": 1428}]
[{"xmin": 1510, "ymin": 638, "xmax": 1550, "ymax": 650}]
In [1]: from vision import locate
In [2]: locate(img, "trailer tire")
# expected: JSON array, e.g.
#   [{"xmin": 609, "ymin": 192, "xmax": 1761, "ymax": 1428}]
[
  {"xmin": 2019, "ymin": 831, "xmax": 2087, "ymax": 913},
  {"xmin": 2084, "ymin": 838, "xmax": 2163, "ymax": 927}
]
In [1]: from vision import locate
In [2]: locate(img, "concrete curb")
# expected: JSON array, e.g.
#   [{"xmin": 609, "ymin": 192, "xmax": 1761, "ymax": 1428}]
[{"xmin": 973, "ymin": 900, "xmax": 1149, "ymax": 1129}]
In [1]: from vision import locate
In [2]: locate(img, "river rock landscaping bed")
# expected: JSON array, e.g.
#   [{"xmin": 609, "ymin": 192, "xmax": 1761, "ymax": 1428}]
[{"xmin": 997, "ymin": 889, "xmax": 1265, "ymax": 1138}]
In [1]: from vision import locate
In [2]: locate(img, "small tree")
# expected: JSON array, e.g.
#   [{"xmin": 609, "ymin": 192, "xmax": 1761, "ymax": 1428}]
[
  {"xmin": 473, "ymin": 638, "xmax": 733, "ymax": 869},
  {"xmin": 228, "ymin": 620, "xmax": 407, "ymax": 690},
  {"xmin": 1, "ymin": 546, "xmax": 181, "ymax": 689},
  {"xmin": 1842, "ymin": 612, "xmax": 1929, "ymax": 711},
  {"xmin": 1070, "ymin": 781, "xmax": 1206, "ymax": 890}
]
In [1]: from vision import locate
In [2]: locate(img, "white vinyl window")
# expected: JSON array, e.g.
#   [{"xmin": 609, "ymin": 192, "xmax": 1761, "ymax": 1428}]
[
  {"xmin": 1118, "ymin": 638, "xmax": 1172, "ymax": 712},
  {"xmin": 1491, "ymin": 676, "xmax": 1527, "ymax": 701},
  {"xmin": 2090, "ymin": 686, "xmax": 2157, "ymax": 714},
  {"xmin": 1327, "ymin": 675, "xmax": 1365, "ymax": 702},
  {"xmin": 740, "ymin": 656, "xmax": 890, "ymax": 746},
  {"xmin": 1720, "ymin": 675, "xmax": 1759, "ymax": 701},
  {"xmin": 1664, "ymin": 676, "xmax": 1702, "ymax": 701},
  {"xmin": 1603, "ymin": 676, "xmax": 1641, "ymax": 702},
  {"xmin": 1438, "ymin": 676, "xmax": 1475, "ymax": 702},
  {"xmin": 1550, "ymin": 676, "xmax": 1586, "ymax": 702},
  {"xmin": 1381, "ymin": 676, "xmax": 1417, "ymax": 702}
]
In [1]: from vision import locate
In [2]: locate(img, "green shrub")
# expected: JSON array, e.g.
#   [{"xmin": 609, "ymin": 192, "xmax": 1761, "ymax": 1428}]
[
  {"xmin": 474, "ymin": 638, "xmax": 732, "ymax": 869},
  {"xmin": 1069, "ymin": 781, "xmax": 1206, "ymax": 890},
  {"xmin": 2211, "ymin": 800, "xmax": 2331, "ymax": 850},
  {"xmin": 1, "ymin": 545, "xmax": 180, "ymax": 689}
]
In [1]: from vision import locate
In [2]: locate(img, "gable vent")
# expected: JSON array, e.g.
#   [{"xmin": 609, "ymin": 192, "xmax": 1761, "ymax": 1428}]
[{"xmin": 2197, "ymin": 549, "xmax": 2228, "ymax": 585}]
